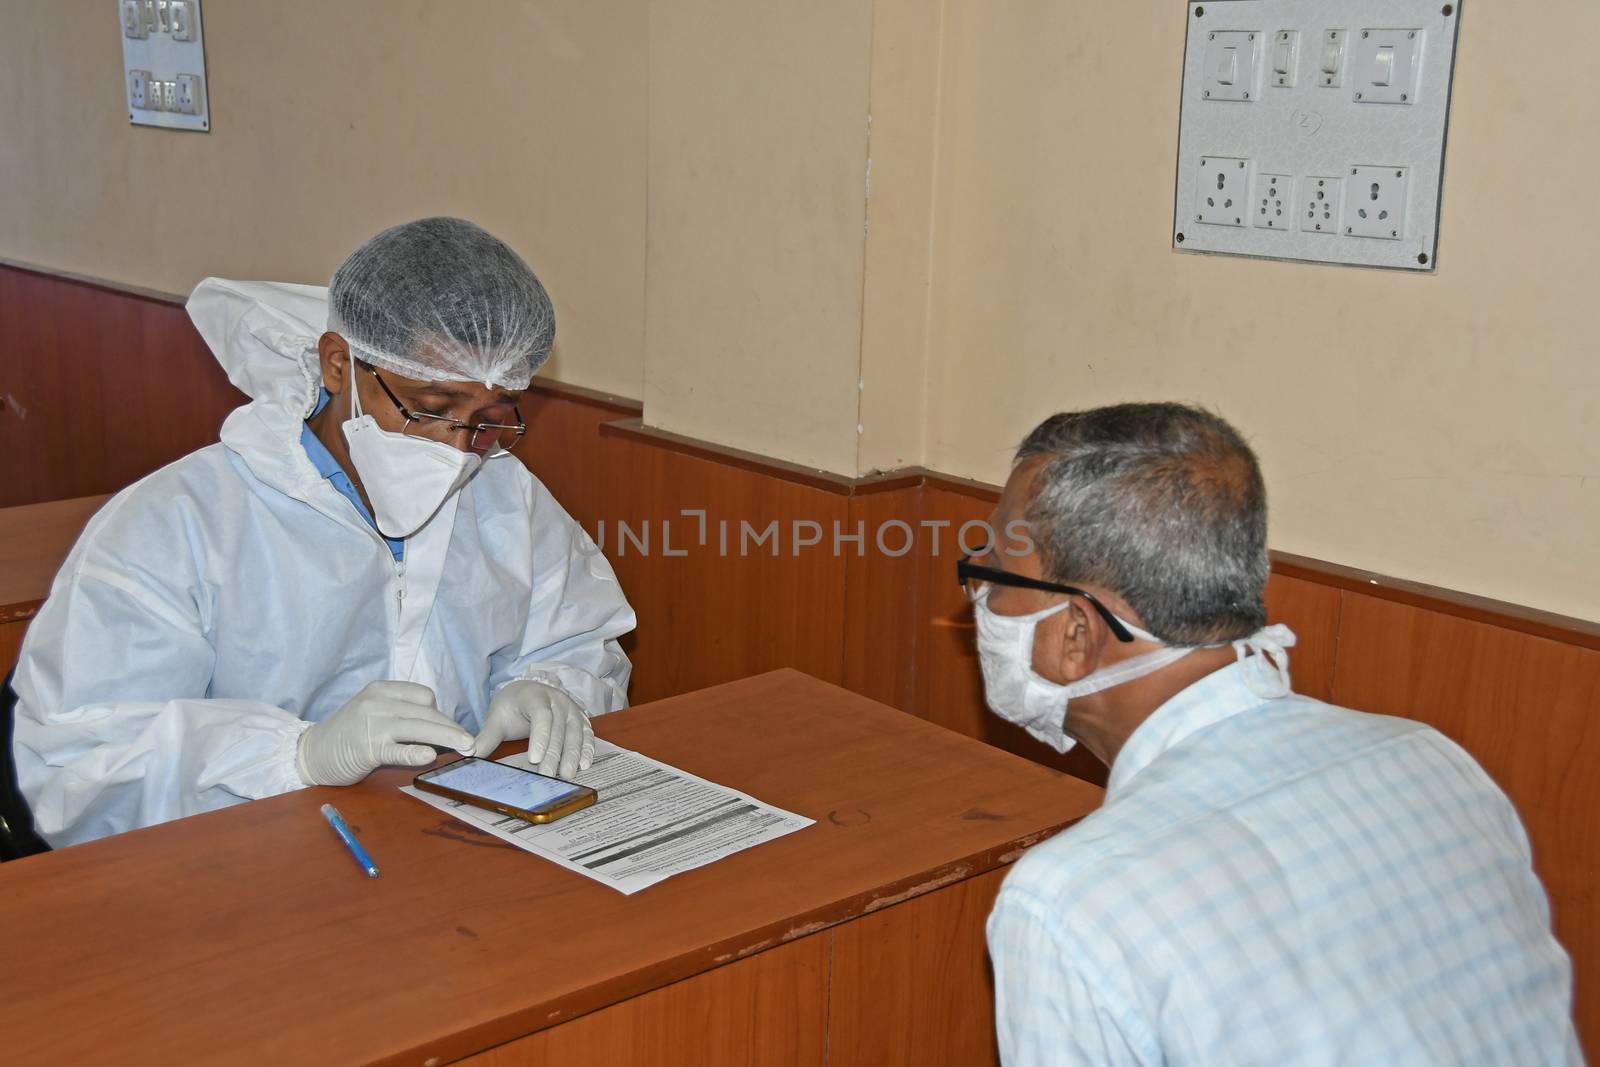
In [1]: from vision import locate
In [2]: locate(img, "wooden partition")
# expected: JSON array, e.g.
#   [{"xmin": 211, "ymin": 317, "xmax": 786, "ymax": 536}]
[
  {"xmin": 3, "ymin": 265, "xmax": 1596, "ymax": 1054},
  {"xmin": 513, "ymin": 399, "xmax": 855, "ymax": 704},
  {"xmin": 0, "ymin": 263, "xmax": 244, "ymax": 509}
]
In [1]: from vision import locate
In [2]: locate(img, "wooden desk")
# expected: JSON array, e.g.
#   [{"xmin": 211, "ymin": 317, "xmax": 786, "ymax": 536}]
[
  {"xmin": 0, "ymin": 493, "xmax": 109, "ymax": 674},
  {"xmin": 0, "ymin": 669, "xmax": 1102, "ymax": 1065}
]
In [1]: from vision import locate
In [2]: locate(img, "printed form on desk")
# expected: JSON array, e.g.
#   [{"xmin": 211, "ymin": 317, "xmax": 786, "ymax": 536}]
[{"xmin": 401, "ymin": 740, "xmax": 814, "ymax": 894}]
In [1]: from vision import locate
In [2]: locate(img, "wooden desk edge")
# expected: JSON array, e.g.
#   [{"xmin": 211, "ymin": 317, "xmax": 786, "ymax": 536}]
[
  {"xmin": 1, "ymin": 599, "xmax": 45, "ymax": 625},
  {"xmin": 0, "ymin": 669, "xmax": 1102, "ymax": 1066},
  {"xmin": 0, "ymin": 493, "xmax": 112, "ymax": 618}
]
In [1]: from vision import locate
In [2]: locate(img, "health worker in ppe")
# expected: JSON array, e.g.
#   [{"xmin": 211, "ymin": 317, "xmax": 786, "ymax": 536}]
[{"xmin": 12, "ymin": 217, "xmax": 636, "ymax": 848}]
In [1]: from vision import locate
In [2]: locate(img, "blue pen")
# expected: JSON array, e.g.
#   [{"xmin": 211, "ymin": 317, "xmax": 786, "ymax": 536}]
[{"xmin": 321, "ymin": 803, "xmax": 380, "ymax": 878}]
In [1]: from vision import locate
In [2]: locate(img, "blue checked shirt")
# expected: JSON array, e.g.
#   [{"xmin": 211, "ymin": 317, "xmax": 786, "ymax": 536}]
[{"xmin": 988, "ymin": 659, "xmax": 1583, "ymax": 1067}]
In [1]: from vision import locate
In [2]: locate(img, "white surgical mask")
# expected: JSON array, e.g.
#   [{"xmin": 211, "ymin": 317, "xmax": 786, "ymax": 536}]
[
  {"xmin": 973, "ymin": 586, "xmax": 1295, "ymax": 752},
  {"xmin": 341, "ymin": 379, "xmax": 481, "ymax": 539}
]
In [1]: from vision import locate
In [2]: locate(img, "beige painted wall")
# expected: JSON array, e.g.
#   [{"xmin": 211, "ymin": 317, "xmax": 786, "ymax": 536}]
[
  {"xmin": 4, "ymin": 1, "xmax": 1595, "ymax": 618},
  {"xmin": 643, "ymin": 0, "xmax": 874, "ymax": 475},
  {"xmin": 914, "ymin": 0, "xmax": 1600, "ymax": 621},
  {"xmin": 0, "ymin": 0, "xmax": 647, "ymax": 397},
  {"xmin": 855, "ymin": 0, "xmax": 944, "ymax": 475}
]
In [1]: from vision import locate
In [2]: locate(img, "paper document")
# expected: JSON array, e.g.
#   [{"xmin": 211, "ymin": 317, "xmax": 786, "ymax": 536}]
[{"xmin": 402, "ymin": 740, "xmax": 814, "ymax": 894}]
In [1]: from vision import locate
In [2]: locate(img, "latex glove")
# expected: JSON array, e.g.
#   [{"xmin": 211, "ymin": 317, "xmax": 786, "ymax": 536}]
[
  {"xmin": 296, "ymin": 681, "xmax": 475, "ymax": 787},
  {"xmin": 472, "ymin": 680, "xmax": 595, "ymax": 779}
]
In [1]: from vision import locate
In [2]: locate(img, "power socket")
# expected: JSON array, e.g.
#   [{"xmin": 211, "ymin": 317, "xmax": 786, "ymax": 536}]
[
  {"xmin": 1254, "ymin": 173, "xmax": 1292, "ymax": 230},
  {"xmin": 1194, "ymin": 156, "xmax": 1253, "ymax": 227},
  {"xmin": 1343, "ymin": 165, "xmax": 1409, "ymax": 239},
  {"xmin": 128, "ymin": 69, "xmax": 151, "ymax": 110},
  {"xmin": 1300, "ymin": 175, "xmax": 1343, "ymax": 235},
  {"xmin": 174, "ymin": 74, "xmax": 202, "ymax": 115}
]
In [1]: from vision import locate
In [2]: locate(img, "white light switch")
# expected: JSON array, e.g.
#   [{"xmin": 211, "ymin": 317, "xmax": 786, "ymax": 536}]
[
  {"xmin": 1215, "ymin": 48, "xmax": 1238, "ymax": 85},
  {"xmin": 1319, "ymin": 29, "xmax": 1346, "ymax": 88},
  {"xmin": 1202, "ymin": 31, "xmax": 1260, "ymax": 101},
  {"xmin": 121, "ymin": 0, "xmax": 146, "ymax": 38},
  {"xmin": 1353, "ymin": 29, "xmax": 1422, "ymax": 104},
  {"xmin": 169, "ymin": 1, "xmax": 196, "ymax": 41},
  {"xmin": 1369, "ymin": 46, "xmax": 1394, "ymax": 85},
  {"xmin": 1272, "ymin": 30, "xmax": 1298, "ymax": 87}
]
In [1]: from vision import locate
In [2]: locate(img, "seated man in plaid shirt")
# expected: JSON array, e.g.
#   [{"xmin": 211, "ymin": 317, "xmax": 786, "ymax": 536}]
[{"xmin": 964, "ymin": 403, "xmax": 1581, "ymax": 1066}]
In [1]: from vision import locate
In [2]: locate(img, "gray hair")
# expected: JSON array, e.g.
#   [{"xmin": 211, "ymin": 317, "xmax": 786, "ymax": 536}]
[{"xmin": 1017, "ymin": 402, "xmax": 1268, "ymax": 645}]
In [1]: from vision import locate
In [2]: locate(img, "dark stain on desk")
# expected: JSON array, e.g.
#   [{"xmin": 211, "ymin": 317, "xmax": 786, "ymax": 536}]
[
  {"xmin": 421, "ymin": 820, "xmax": 522, "ymax": 852},
  {"xmin": 828, "ymin": 808, "xmax": 872, "ymax": 827},
  {"xmin": 456, "ymin": 925, "xmax": 479, "ymax": 940},
  {"xmin": 959, "ymin": 808, "xmax": 1005, "ymax": 821}
]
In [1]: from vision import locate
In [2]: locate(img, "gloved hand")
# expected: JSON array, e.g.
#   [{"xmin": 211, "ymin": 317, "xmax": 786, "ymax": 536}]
[
  {"xmin": 472, "ymin": 680, "xmax": 595, "ymax": 779},
  {"xmin": 296, "ymin": 681, "xmax": 475, "ymax": 787}
]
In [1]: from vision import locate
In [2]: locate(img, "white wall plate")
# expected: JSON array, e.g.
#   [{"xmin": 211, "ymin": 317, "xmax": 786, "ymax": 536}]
[
  {"xmin": 1173, "ymin": 0, "xmax": 1462, "ymax": 271},
  {"xmin": 119, "ymin": 0, "xmax": 210, "ymax": 131}
]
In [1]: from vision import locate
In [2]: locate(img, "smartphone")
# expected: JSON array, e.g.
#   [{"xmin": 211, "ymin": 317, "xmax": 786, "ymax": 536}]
[{"xmin": 414, "ymin": 757, "xmax": 598, "ymax": 824}]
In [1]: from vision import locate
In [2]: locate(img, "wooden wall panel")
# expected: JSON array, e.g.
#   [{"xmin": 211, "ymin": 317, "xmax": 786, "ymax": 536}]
[
  {"xmin": 829, "ymin": 866, "xmax": 1008, "ymax": 1067},
  {"xmin": 461, "ymin": 935, "xmax": 827, "ymax": 1067},
  {"xmin": 514, "ymin": 386, "xmax": 640, "ymax": 538},
  {"xmin": 588, "ymin": 427, "xmax": 850, "ymax": 705},
  {"xmin": 1264, "ymin": 573, "xmax": 1342, "ymax": 702},
  {"xmin": 0, "ymin": 265, "xmax": 244, "ymax": 509},
  {"xmin": 841, "ymin": 481, "xmax": 927, "ymax": 712},
  {"xmin": 915, "ymin": 487, "xmax": 997, "ymax": 736},
  {"xmin": 1330, "ymin": 593, "xmax": 1600, "ymax": 1053}
]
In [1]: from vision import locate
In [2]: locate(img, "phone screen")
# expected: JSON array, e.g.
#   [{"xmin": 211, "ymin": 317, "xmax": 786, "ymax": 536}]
[{"xmin": 421, "ymin": 758, "xmax": 586, "ymax": 811}]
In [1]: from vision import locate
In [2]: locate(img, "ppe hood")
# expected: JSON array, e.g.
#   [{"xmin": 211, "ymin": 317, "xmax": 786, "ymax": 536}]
[{"xmin": 187, "ymin": 277, "xmax": 330, "ymax": 415}]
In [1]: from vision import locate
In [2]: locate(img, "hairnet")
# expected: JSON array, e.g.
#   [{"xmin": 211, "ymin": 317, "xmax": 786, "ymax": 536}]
[{"xmin": 326, "ymin": 217, "xmax": 555, "ymax": 390}]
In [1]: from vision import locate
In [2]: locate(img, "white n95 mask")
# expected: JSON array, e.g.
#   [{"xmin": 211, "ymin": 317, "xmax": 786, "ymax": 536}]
[
  {"xmin": 973, "ymin": 586, "xmax": 1297, "ymax": 753},
  {"xmin": 341, "ymin": 379, "xmax": 481, "ymax": 539}
]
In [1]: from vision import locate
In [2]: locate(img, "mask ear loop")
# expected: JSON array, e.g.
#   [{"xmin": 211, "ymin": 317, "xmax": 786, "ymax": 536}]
[
  {"xmin": 972, "ymin": 583, "xmax": 1077, "ymax": 625},
  {"xmin": 347, "ymin": 367, "xmax": 365, "ymax": 420},
  {"xmin": 1232, "ymin": 624, "xmax": 1297, "ymax": 698}
]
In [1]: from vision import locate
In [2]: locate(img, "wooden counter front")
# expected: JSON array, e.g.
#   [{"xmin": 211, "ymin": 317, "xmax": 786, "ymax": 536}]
[
  {"xmin": 0, "ymin": 493, "xmax": 109, "ymax": 622},
  {"xmin": 0, "ymin": 493, "xmax": 109, "ymax": 675},
  {"xmin": 0, "ymin": 669, "xmax": 1103, "ymax": 1066}
]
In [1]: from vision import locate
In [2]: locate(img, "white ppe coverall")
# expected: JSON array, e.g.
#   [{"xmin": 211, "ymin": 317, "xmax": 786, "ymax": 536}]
[{"xmin": 13, "ymin": 279, "xmax": 635, "ymax": 847}]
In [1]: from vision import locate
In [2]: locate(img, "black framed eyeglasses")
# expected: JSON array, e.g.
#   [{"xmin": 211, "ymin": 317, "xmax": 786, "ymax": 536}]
[
  {"xmin": 359, "ymin": 362, "xmax": 526, "ymax": 454},
  {"xmin": 957, "ymin": 549, "xmax": 1136, "ymax": 643}
]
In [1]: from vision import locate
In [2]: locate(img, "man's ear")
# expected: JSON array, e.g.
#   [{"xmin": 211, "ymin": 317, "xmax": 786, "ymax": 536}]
[
  {"xmin": 1036, "ymin": 598, "xmax": 1102, "ymax": 685},
  {"xmin": 318, "ymin": 332, "xmax": 352, "ymax": 395}
]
